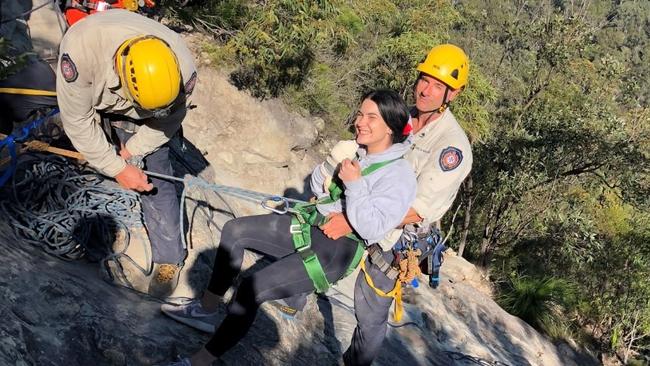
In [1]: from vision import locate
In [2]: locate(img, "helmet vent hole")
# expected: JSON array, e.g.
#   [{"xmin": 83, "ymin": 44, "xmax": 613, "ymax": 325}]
[{"xmin": 451, "ymin": 69, "xmax": 459, "ymax": 80}]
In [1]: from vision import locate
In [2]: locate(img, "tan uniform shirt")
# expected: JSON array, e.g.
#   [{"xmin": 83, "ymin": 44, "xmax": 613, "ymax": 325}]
[
  {"xmin": 56, "ymin": 9, "xmax": 197, "ymax": 177},
  {"xmin": 378, "ymin": 108, "xmax": 473, "ymax": 250}
]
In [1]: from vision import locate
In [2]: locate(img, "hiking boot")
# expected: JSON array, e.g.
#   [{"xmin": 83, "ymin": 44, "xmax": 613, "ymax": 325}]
[
  {"xmin": 148, "ymin": 263, "xmax": 182, "ymax": 298},
  {"xmin": 161, "ymin": 299, "xmax": 221, "ymax": 333},
  {"xmin": 269, "ymin": 299, "xmax": 299, "ymax": 321}
]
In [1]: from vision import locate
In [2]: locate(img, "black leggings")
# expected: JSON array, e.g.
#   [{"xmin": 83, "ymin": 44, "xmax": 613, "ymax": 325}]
[{"xmin": 205, "ymin": 214, "xmax": 359, "ymax": 357}]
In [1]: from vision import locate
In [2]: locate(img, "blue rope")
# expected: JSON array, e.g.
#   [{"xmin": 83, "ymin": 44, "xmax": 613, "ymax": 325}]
[
  {"xmin": 0, "ymin": 154, "xmax": 142, "ymax": 260},
  {"xmin": 0, "ymin": 135, "xmax": 17, "ymax": 187},
  {"xmin": 0, "ymin": 108, "xmax": 60, "ymax": 187}
]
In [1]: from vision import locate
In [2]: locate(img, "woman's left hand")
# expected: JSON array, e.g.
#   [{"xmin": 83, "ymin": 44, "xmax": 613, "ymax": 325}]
[{"xmin": 338, "ymin": 159, "xmax": 361, "ymax": 182}]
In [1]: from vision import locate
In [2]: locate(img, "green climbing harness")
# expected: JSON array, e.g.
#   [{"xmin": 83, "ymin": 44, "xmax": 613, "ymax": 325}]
[{"xmin": 290, "ymin": 157, "xmax": 401, "ymax": 293}]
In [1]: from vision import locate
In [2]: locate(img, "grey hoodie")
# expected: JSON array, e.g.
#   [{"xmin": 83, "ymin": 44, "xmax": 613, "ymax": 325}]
[{"xmin": 310, "ymin": 141, "xmax": 416, "ymax": 244}]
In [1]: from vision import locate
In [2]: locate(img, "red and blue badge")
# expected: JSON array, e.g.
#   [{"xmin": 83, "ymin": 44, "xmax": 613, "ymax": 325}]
[
  {"xmin": 184, "ymin": 71, "xmax": 197, "ymax": 95},
  {"xmin": 60, "ymin": 53, "xmax": 78, "ymax": 83},
  {"xmin": 439, "ymin": 146, "xmax": 463, "ymax": 171}
]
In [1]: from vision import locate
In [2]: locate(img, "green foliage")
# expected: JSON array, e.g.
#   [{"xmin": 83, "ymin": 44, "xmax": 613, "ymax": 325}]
[
  {"xmin": 0, "ymin": 38, "xmax": 27, "ymax": 79},
  {"xmin": 168, "ymin": 0, "xmax": 495, "ymax": 140},
  {"xmin": 227, "ymin": 1, "xmax": 334, "ymax": 98},
  {"xmin": 627, "ymin": 359, "xmax": 647, "ymax": 366},
  {"xmin": 498, "ymin": 275, "xmax": 575, "ymax": 337},
  {"xmin": 336, "ymin": 7, "xmax": 363, "ymax": 35},
  {"xmin": 284, "ymin": 62, "xmax": 354, "ymax": 139},
  {"xmin": 452, "ymin": 64, "xmax": 497, "ymax": 143},
  {"xmin": 170, "ymin": 0, "xmax": 650, "ymax": 355},
  {"xmin": 357, "ymin": 32, "xmax": 437, "ymax": 98},
  {"xmin": 164, "ymin": 0, "xmax": 252, "ymax": 31}
]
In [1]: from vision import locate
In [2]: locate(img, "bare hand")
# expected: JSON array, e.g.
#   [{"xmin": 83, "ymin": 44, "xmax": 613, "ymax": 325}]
[
  {"xmin": 320, "ymin": 212, "xmax": 353, "ymax": 240},
  {"xmin": 115, "ymin": 164, "xmax": 153, "ymax": 192},
  {"xmin": 338, "ymin": 159, "xmax": 361, "ymax": 183}
]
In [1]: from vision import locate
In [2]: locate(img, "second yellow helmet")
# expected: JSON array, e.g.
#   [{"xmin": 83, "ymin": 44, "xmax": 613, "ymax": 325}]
[
  {"xmin": 416, "ymin": 44, "xmax": 469, "ymax": 90},
  {"xmin": 115, "ymin": 36, "xmax": 181, "ymax": 111}
]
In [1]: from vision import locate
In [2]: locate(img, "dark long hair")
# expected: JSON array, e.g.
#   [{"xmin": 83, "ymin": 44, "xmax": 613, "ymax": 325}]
[{"xmin": 360, "ymin": 89, "xmax": 410, "ymax": 143}]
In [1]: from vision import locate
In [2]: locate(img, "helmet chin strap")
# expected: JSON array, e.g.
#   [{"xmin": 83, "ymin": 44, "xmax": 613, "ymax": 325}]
[{"xmin": 417, "ymin": 86, "xmax": 450, "ymax": 125}]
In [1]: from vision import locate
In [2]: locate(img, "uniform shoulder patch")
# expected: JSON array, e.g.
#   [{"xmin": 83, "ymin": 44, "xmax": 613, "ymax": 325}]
[
  {"xmin": 60, "ymin": 53, "xmax": 78, "ymax": 83},
  {"xmin": 439, "ymin": 146, "xmax": 463, "ymax": 172},
  {"xmin": 184, "ymin": 71, "xmax": 197, "ymax": 95}
]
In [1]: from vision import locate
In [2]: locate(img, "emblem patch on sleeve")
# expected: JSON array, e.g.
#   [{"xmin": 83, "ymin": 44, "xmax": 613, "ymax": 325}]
[
  {"xmin": 60, "ymin": 54, "xmax": 78, "ymax": 83},
  {"xmin": 439, "ymin": 146, "xmax": 463, "ymax": 171},
  {"xmin": 184, "ymin": 71, "xmax": 197, "ymax": 95}
]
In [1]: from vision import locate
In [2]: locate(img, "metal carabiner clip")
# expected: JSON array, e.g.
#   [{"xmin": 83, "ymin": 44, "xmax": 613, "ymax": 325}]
[
  {"xmin": 402, "ymin": 229, "xmax": 418, "ymax": 243},
  {"xmin": 261, "ymin": 196, "xmax": 289, "ymax": 214}
]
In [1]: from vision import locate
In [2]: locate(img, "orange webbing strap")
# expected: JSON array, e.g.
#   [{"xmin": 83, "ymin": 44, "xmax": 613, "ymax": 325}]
[{"xmin": 360, "ymin": 259, "xmax": 403, "ymax": 322}]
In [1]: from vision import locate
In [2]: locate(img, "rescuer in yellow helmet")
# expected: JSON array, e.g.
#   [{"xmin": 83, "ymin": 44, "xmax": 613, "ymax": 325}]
[
  {"xmin": 56, "ymin": 9, "xmax": 199, "ymax": 298},
  {"xmin": 341, "ymin": 43, "xmax": 474, "ymax": 366}
]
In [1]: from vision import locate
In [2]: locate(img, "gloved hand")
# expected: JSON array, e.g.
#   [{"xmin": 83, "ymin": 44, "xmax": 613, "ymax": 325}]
[
  {"xmin": 322, "ymin": 140, "xmax": 358, "ymax": 193},
  {"xmin": 323, "ymin": 139, "xmax": 359, "ymax": 175}
]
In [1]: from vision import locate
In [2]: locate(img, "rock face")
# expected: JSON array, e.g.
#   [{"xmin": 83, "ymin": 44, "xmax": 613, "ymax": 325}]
[{"xmin": 0, "ymin": 5, "xmax": 599, "ymax": 366}]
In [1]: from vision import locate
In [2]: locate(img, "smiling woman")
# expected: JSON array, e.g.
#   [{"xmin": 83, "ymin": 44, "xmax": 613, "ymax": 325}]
[
  {"xmin": 354, "ymin": 89, "xmax": 410, "ymax": 154},
  {"xmin": 159, "ymin": 89, "xmax": 417, "ymax": 366}
]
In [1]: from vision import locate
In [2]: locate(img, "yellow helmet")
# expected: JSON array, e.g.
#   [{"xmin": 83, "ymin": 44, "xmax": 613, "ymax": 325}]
[
  {"xmin": 115, "ymin": 36, "xmax": 181, "ymax": 111},
  {"xmin": 416, "ymin": 44, "xmax": 469, "ymax": 90}
]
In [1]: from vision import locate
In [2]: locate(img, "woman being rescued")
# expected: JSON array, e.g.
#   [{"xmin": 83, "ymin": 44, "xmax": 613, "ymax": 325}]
[{"xmin": 161, "ymin": 89, "xmax": 417, "ymax": 366}]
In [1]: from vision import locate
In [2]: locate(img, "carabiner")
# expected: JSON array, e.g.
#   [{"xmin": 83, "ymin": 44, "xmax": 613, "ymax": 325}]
[{"xmin": 261, "ymin": 196, "xmax": 289, "ymax": 214}]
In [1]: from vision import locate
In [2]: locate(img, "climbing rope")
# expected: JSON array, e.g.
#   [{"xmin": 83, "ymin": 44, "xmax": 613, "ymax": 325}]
[
  {"xmin": 0, "ymin": 154, "xmax": 142, "ymax": 261},
  {"xmin": 145, "ymin": 170, "xmax": 307, "ymax": 206},
  {"xmin": 0, "ymin": 142, "xmax": 306, "ymax": 301},
  {"xmin": 144, "ymin": 169, "xmax": 308, "ymax": 251}
]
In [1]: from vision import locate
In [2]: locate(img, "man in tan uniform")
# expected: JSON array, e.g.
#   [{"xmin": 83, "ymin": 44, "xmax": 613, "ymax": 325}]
[
  {"xmin": 56, "ymin": 9, "xmax": 198, "ymax": 297},
  {"xmin": 337, "ymin": 43, "xmax": 473, "ymax": 366}
]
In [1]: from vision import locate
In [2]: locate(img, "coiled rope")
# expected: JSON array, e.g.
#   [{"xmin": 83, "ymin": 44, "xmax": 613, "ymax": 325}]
[
  {"xmin": 0, "ymin": 154, "xmax": 142, "ymax": 261},
  {"xmin": 0, "ymin": 147, "xmax": 306, "ymax": 302}
]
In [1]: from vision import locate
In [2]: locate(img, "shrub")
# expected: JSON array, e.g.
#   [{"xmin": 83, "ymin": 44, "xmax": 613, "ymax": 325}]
[{"xmin": 499, "ymin": 275, "xmax": 576, "ymax": 338}]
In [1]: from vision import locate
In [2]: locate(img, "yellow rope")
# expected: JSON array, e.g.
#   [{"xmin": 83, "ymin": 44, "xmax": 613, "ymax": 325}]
[
  {"xmin": 360, "ymin": 259, "xmax": 403, "ymax": 322},
  {"xmin": 0, "ymin": 87, "xmax": 57, "ymax": 97}
]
